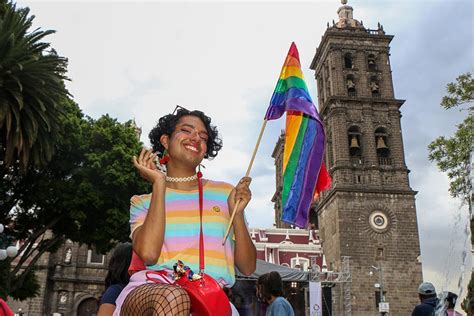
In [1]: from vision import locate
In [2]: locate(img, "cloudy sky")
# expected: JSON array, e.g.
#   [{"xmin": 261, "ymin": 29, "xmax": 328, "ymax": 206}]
[{"xmin": 18, "ymin": 0, "xmax": 473, "ymax": 303}]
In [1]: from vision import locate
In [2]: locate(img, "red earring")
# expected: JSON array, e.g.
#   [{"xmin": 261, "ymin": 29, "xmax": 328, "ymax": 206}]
[
  {"xmin": 197, "ymin": 164, "xmax": 203, "ymax": 178},
  {"xmin": 159, "ymin": 149, "xmax": 169, "ymax": 164}
]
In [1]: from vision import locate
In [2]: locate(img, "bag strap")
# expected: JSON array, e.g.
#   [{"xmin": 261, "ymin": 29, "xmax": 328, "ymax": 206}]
[
  {"xmin": 197, "ymin": 171, "xmax": 204, "ymax": 273},
  {"xmin": 145, "ymin": 270, "xmax": 174, "ymax": 285}
]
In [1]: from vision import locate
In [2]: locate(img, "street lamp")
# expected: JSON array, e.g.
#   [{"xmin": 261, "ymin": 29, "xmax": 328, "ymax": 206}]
[
  {"xmin": 370, "ymin": 264, "xmax": 388, "ymax": 315},
  {"xmin": 0, "ymin": 224, "xmax": 18, "ymax": 261}
]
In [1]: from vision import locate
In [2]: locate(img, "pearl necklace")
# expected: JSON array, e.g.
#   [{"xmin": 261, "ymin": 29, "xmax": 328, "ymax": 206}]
[{"xmin": 165, "ymin": 174, "xmax": 198, "ymax": 183}]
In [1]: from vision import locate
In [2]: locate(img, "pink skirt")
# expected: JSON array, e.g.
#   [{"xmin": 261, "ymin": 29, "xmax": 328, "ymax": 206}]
[{"xmin": 112, "ymin": 269, "xmax": 174, "ymax": 316}]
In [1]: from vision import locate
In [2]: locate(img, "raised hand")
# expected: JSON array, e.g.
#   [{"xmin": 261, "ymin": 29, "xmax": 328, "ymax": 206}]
[
  {"xmin": 133, "ymin": 148, "xmax": 165, "ymax": 185},
  {"xmin": 228, "ymin": 177, "xmax": 252, "ymax": 215}
]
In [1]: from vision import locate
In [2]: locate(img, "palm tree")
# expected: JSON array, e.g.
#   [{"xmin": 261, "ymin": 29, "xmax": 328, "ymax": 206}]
[{"xmin": 0, "ymin": 0, "xmax": 69, "ymax": 169}]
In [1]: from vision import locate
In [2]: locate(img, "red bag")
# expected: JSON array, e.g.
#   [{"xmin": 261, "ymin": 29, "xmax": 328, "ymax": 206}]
[
  {"xmin": 147, "ymin": 173, "xmax": 231, "ymax": 316},
  {"xmin": 174, "ymin": 271, "xmax": 231, "ymax": 316},
  {"xmin": 146, "ymin": 269, "xmax": 231, "ymax": 316}
]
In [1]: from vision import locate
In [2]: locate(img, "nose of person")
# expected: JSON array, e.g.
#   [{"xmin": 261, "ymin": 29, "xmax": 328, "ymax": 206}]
[{"xmin": 189, "ymin": 130, "xmax": 202, "ymax": 143}]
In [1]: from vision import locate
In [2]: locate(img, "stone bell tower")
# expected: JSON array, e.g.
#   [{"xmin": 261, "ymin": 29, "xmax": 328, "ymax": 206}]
[{"xmin": 309, "ymin": 1, "xmax": 423, "ymax": 315}]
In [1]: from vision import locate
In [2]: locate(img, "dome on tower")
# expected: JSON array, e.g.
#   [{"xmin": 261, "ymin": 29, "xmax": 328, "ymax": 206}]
[{"xmin": 335, "ymin": 0, "xmax": 365, "ymax": 29}]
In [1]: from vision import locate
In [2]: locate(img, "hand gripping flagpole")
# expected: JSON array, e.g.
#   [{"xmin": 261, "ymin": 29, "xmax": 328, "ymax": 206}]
[{"xmin": 222, "ymin": 119, "xmax": 268, "ymax": 245}]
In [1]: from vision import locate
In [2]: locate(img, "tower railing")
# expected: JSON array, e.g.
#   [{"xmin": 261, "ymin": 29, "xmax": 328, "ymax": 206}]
[
  {"xmin": 366, "ymin": 28, "xmax": 385, "ymax": 35},
  {"xmin": 350, "ymin": 156, "xmax": 364, "ymax": 166},
  {"xmin": 378, "ymin": 157, "xmax": 392, "ymax": 166}
]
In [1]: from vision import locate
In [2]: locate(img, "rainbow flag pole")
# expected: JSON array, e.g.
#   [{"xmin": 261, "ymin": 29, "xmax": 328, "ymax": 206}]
[
  {"xmin": 222, "ymin": 119, "xmax": 268, "ymax": 245},
  {"xmin": 222, "ymin": 42, "xmax": 330, "ymax": 243}
]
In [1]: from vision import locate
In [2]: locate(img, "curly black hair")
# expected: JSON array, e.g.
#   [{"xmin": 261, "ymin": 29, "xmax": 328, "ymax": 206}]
[{"xmin": 149, "ymin": 108, "xmax": 223, "ymax": 159}]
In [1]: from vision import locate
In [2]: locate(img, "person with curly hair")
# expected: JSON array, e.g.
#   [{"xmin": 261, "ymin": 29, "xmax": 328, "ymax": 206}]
[{"xmin": 113, "ymin": 107, "xmax": 256, "ymax": 315}]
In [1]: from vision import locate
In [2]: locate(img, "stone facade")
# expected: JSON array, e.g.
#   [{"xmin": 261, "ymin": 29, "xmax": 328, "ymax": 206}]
[
  {"xmin": 8, "ymin": 239, "xmax": 109, "ymax": 316},
  {"xmin": 308, "ymin": 2, "xmax": 423, "ymax": 315}
]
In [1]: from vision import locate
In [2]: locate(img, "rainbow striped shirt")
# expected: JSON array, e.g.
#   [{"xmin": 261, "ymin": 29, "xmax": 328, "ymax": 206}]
[{"xmin": 129, "ymin": 180, "xmax": 236, "ymax": 286}]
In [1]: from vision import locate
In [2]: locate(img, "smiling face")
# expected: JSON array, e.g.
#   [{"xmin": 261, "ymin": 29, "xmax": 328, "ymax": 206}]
[{"xmin": 160, "ymin": 115, "xmax": 209, "ymax": 169}]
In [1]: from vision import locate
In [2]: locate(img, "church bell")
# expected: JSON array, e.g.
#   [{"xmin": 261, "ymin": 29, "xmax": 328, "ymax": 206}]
[
  {"xmin": 376, "ymin": 136, "xmax": 388, "ymax": 149},
  {"xmin": 350, "ymin": 135, "xmax": 360, "ymax": 148}
]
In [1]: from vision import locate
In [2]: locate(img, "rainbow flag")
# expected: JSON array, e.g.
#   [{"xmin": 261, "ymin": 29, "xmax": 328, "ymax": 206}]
[{"xmin": 265, "ymin": 42, "xmax": 331, "ymax": 228}]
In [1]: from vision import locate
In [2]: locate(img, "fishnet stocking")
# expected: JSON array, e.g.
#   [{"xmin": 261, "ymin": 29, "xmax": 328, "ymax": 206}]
[{"xmin": 120, "ymin": 283, "xmax": 190, "ymax": 316}]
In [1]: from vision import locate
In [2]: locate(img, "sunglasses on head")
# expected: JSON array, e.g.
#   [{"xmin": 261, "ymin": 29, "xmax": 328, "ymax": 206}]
[{"xmin": 172, "ymin": 105, "xmax": 190, "ymax": 115}]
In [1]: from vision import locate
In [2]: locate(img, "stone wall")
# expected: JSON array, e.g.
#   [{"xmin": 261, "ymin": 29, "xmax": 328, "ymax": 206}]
[{"xmin": 8, "ymin": 240, "xmax": 110, "ymax": 316}]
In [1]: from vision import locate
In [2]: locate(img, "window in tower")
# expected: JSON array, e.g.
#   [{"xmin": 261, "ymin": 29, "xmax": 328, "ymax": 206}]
[
  {"xmin": 376, "ymin": 247, "xmax": 385, "ymax": 260},
  {"xmin": 344, "ymin": 53, "xmax": 353, "ymax": 69},
  {"xmin": 318, "ymin": 76, "xmax": 325, "ymax": 103},
  {"xmin": 348, "ymin": 126, "xmax": 362, "ymax": 161},
  {"xmin": 327, "ymin": 139, "xmax": 334, "ymax": 167},
  {"xmin": 331, "ymin": 217, "xmax": 336, "ymax": 235},
  {"xmin": 346, "ymin": 75, "xmax": 356, "ymax": 96},
  {"xmin": 368, "ymin": 54, "xmax": 377, "ymax": 71},
  {"xmin": 375, "ymin": 127, "xmax": 391, "ymax": 164},
  {"xmin": 370, "ymin": 76, "xmax": 380, "ymax": 97}
]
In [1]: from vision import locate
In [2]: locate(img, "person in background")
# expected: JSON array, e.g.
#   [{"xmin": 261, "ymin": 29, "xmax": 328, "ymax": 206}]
[
  {"xmin": 445, "ymin": 292, "xmax": 462, "ymax": 316},
  {"xmin": 256, "ymin": 274, "xmax": 268, "ymax": 316},
  {"xmin": 261, "ymin": 271, "xmax": 294, "ymax": 316},
  {"xmin": 97, "ymin": 243, "xmax": 133, "ymax": 316},
  {"xmin": 411, "ymin": 282, "xmax": 438, "ymax": 316},
  {"xmin": 223, "ymin": 287, "xmax": 240, "ymax": 316}
]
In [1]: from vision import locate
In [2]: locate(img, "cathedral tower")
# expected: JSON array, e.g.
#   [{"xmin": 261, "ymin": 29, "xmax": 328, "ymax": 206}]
[{"xmin": 309, "ymin": 1, "xmax": 423, "ymax": 314}]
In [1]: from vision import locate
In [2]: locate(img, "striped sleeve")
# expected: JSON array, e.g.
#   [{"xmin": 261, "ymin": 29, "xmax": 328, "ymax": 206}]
[{"xmin": 129, "ymin": 194, "xmax": 151, "ymax": 239}]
